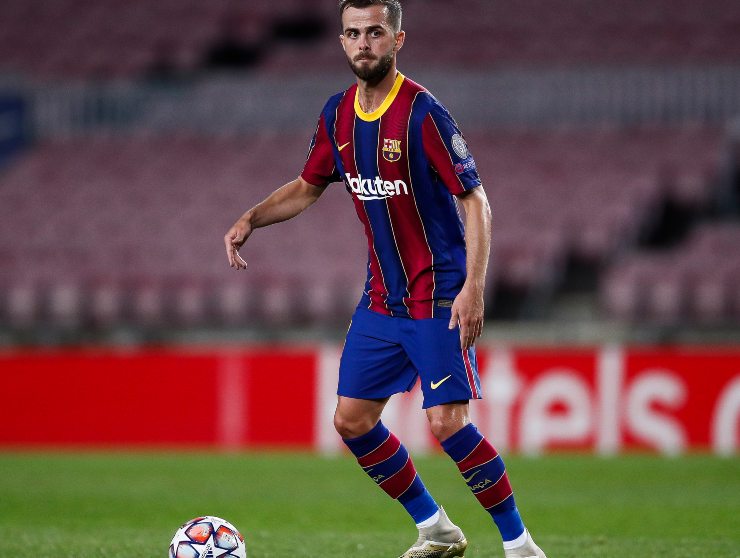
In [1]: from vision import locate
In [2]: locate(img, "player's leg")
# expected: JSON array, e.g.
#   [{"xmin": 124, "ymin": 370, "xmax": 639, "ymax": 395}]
[
  {"xmin": 429, "ymin": 402, "xmax": 524, "ymax": 542},
  {"xmin": 427, "ymin": 403, "xmax": 545, "ymax": 557},
  {"xmin": 335, "ymin": 396, "xmax": 440, "ymax": 526},
  {"xmin": 335, "ymin": 309, "xmax": 440, "ymax": 530},
  {"xmin": 406, "ymin": 318, "xmax": 546, "ymax": 557}
]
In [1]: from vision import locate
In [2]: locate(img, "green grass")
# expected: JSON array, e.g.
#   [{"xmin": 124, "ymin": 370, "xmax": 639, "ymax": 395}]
[{"xmin": 0, "ymin": 452, "xmax": 738, "ymax": 557}]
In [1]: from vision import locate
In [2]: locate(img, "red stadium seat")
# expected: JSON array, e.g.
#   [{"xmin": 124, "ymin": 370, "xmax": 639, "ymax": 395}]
[
  {"xmin": 0, "ymin": 127, "xmax": 728, "ymax": 329},
  {"xmin": 3, "ymin": 0, "xmax": 740, "ymax": 79}
]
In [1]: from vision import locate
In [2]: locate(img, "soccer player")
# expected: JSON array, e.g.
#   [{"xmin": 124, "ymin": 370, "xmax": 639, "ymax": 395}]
[{"xmin": 224, "ymin": 1, "xmax": 547, "ymax": 557}]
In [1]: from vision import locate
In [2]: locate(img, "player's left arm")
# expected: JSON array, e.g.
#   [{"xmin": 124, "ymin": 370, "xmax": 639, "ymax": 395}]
[
  {"xmin": 450, "ymin": 186, "xmax": 491, "ymax": 350},
  {"xmin": 420, "ymin": 99, "xmax": 489, "ymax": 348}
]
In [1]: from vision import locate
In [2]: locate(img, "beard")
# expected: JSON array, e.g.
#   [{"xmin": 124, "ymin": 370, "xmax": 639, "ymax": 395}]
[{"xmin": 347, "ymin": 50, "xmax": 394, "ymax": 86}]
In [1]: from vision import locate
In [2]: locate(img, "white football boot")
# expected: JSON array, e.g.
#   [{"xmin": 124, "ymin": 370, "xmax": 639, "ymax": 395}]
[
  {"xmin": 399, "ymin": 507, "xmax": 467, "ymax": 558},
  {"xmin": 503, "ymin": 530, "xmax": 547, "ymax": 558}
]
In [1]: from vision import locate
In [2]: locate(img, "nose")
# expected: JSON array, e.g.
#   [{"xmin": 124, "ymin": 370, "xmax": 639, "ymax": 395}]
[{"xmin": 358, "ymin": 33, "xmax": 370, "ymax": 50}]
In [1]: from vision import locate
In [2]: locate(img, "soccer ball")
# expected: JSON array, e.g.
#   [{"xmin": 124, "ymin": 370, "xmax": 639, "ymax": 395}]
[{"xmin": 168, "ymin": 516, "xmax": 247, "ymax": 558}]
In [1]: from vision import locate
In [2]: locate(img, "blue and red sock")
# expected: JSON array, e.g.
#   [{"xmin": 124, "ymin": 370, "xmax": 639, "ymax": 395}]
[
  {"xmin": 343, "ymin": 421, "xmax": 439, "ymax": 524},
  {"xmin": 441, "ymin": 423, "xmax": 525, "ymax": 543}
]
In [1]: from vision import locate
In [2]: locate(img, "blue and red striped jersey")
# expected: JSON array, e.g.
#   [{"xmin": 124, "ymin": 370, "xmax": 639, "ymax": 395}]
[{"xmin": 301, "ymin": 72, "xmax": 481, "ymax": 319}]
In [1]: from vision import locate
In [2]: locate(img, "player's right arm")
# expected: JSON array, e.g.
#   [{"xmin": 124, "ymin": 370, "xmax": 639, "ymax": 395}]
[
  {"xmin": 226, "ymin": 102, "xmax": 340, "ymax": 270},
  {"xmin": 224, "ymin": 176, "xmax": 325, "ymax": 270}
]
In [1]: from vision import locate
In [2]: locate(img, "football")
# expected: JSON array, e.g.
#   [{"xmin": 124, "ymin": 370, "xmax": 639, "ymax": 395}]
[{"xmin": 168, "ymin": 516, "xmax": 247, "ymax": 558}]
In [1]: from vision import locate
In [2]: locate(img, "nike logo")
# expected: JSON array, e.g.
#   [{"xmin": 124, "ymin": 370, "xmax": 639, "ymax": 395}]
[
  {"xmin": 338, "ymin": 141, "xmax": 351, "ymax": 152},
  {"xmin": 463, "ymin": 470, "xmax": 480, "ymax": 483},
  {"xmin": 430, "ymin": 374, "xmax": 452, "ymax": 390}
]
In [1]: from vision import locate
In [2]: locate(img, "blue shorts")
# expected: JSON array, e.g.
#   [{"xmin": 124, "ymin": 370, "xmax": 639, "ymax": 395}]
[{"xmin": 338, "ymin": 307, "xmax": 482, "ymax": 409}]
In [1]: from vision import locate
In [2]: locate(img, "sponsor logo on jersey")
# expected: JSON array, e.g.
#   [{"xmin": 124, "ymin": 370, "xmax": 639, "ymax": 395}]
[
  {"xmin": 345, "ymin": 173, "xmax": 409, "ymax": 201},
  {"xmin": 451, "ymin": 133, "xmax": 469, "ymax": 159},
  {"xmin": 454, "ymin": 157, "xmax": 477, "ymax": 175},
  {"xmin": 382, "ymin": 138, "xmax": 402, "ymax": 162}
]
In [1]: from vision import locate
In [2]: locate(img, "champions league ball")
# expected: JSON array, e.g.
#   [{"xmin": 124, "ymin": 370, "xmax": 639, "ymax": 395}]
[{"xmin": 168, "ymin": 516, "xmax": 247, "ymax": 558}]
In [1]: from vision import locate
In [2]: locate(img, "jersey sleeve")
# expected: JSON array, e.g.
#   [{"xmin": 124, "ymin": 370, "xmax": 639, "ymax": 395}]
[
  {"xmin": 301, "ymin": 112, "xmax": 340, "ymax": 187},
  {"xmin": 421, "ymin": 102, "xmax": 481, "ymax": 195}
]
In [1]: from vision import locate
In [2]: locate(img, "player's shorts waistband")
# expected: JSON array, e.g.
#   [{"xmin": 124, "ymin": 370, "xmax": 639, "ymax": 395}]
[{"xmin": 355, "ymin": 300, "xmax": 453, "ymax": 321}]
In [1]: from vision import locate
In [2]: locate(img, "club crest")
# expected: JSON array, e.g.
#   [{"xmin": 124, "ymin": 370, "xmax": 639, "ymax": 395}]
[{"xmin": 382, "ymin": 138, "xmax": 402, "ymax": 162}]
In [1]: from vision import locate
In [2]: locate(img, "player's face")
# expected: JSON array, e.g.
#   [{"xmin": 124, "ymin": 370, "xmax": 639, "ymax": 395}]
[{"xmin": 340, "ymin": 5, "xmax": 404, "ymax": 85}]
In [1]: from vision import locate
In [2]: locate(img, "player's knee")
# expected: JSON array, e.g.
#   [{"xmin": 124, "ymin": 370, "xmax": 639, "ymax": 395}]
[
  {"xmin": 428, "ymin": 417, "xmax": 451, "ymax": 442},
  {"xmin": 428, "ymin": 414, "xmax": 465, "ymax": 443},
  {"xmin": 333, "ymin": 412, "xmax": 374, "ymax": 439}
]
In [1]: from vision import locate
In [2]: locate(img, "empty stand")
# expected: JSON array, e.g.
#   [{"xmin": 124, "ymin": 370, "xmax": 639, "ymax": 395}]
[
  {"xmin": 0, "ymin": 126, "xmax": 726, "ymax": 329},
  {"xmin": 601, "ymin": 222, "xmax": 740, "ymax": 324},
  {"xmin": 0, "ymin": 133, "xmax": 367, "ymax": 328},
  {"xmin": 472, "ymin": 127, "xmax": 723, "ymax": 293},
  {"xmin": 2, "ymin": 0, "xmax": 740, "ymax": 81}
]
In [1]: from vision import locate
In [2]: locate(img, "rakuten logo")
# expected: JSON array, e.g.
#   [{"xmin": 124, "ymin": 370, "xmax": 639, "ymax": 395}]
[{"xmin": 345, "ymin": 173, "xmax": 409, "ymax": 201}]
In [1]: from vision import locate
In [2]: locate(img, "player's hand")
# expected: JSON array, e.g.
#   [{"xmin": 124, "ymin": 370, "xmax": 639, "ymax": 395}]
[
  {"xmin": 449, "ymin": 284, "xmax": 484, "ymax": 351},
  {"xmin": 224, "ymin": 217, "xmax": 251, "ymax": 270}
]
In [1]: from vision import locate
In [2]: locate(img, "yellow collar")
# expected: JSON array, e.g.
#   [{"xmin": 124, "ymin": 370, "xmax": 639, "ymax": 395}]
[{"xmin": 354, "ymin": 72, "xmax": 405, "ymax": 122}]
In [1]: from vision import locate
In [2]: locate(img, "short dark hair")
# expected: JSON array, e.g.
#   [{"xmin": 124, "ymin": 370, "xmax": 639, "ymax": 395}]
[{"xmin": 339, "ymin": 0, "xmax": 403, "ymax": 33}]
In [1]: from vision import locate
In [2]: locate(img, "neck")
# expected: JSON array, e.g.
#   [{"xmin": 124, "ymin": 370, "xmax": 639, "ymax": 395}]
[{"xmin": 356, "ymin": 65, "xmax": 398, "ymax": 113}]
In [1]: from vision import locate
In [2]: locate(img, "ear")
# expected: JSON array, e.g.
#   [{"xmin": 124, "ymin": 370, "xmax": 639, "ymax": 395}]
[{"xmin": 394, "ymin": 30, "xmax": 405, "ymax": 52}]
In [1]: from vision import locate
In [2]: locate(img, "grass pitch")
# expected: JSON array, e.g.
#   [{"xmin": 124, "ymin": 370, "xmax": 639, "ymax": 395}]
[{"xmin": 0, "ymin": 452, "xmax": 738, "ymax": 558}]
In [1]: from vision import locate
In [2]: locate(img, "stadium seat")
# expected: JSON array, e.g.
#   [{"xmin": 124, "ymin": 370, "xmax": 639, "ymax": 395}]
[
  {"xmin": 601, "ymin": 223, "xmax": 740, "ymax": 324},
  {"xmin": 2, "ymin": 0, "xmax": 740, "ymax": 79},
  {"xmin": 0, "ymin": 125, "xmax": 727, "ymax": 330}
]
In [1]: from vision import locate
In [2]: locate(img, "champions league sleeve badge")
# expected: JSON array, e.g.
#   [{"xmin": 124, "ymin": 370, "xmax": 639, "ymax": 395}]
[
  {"xmin": 451, "ymin": 133, "xmax": 469, "ymax": 159},
  {"xmin": 382, "ymin": 138, "xmax": 402, "ymax": 162}
]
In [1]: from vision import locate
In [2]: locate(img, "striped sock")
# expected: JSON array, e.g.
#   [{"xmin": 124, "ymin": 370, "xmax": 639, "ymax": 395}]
[
  {"xmin": 441, "ymin": 423, "xmax": 525, "ymax": 543},
  {"xmin": 343, "ymin": 421, "xmax": 439, "ymax": 524}
]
